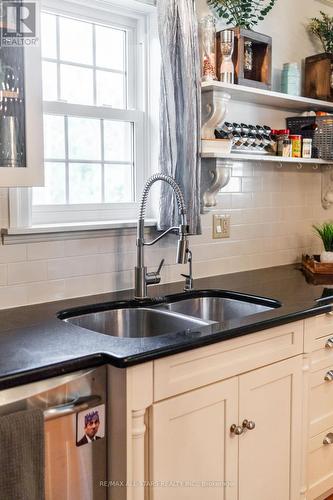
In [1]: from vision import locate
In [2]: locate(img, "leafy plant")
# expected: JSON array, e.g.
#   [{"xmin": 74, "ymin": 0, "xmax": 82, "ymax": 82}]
[
  {"xmin": 308, "ymin": 11, "xmax": 333, "ymax": 54},
  {"xmin": 207, "ymin": 0, "xmax": 277, "ymax": 29},
  {"xmin": 313, "ymin": 222, "xmax": 333, "ymax": 251}
]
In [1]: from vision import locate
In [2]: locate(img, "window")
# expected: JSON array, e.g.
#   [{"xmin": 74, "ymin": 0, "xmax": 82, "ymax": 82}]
[{"xmin": 29, "ymin": 1, "xmax": 150, "ymax": 225}]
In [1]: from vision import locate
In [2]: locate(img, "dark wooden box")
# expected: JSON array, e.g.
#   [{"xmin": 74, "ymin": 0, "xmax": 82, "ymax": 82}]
[
  {"xmin": 304, "ymin": 53, "xmax": 333, "ymax": 102},
  {"xmin": 217, "ymin": 27, "xmax": 272, "ymax": 90}
]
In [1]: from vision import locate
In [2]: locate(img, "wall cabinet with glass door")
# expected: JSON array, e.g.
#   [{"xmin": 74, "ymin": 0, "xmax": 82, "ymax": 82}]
[{"xmin": 0, "ymin": 5, "xmax": 43, "ymax": 186}]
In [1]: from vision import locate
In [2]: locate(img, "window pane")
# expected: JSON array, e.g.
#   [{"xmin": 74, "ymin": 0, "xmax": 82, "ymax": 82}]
[
  {"xmin": 104, "ymin": 164, "xmax": 133, "ymax": 203},
  {"xmin": 68, "ymin": 117, "xmax": 101, "ymax": 160},
  {"xmin": 42, "ymin": 61, "xmax": 58, "ymax": 101},
  {"xmin": 41, "ymin": 13, "xmax": 57, "ymax": 59},
  {"xmin": 61, "ymin": 64, "xmax": 93, "ymax": 105},
  {"xmin": 44, "ymin": 115, "xmax": 65, "ymax": 159},
  {"xmin": 59, "ymin": 17, "xmax": 93, "ymax": 65},
  {"xmin": 95, "ymin": 26, "xmax": 125, "ymax": 71},
  {"xmin": 69, "ymin": 163, "xmax": 102, "ymax": 203},
  {"xmin": 104, "ymin": 121, "xmax": 132, "ymax": 162},
  {"xmin": 96, "ymin": 70, "xmax": 125, "ymax": 108},
  {"xmin": 33, "ymin": 162, "xmax": 66, "ymax": 205}
]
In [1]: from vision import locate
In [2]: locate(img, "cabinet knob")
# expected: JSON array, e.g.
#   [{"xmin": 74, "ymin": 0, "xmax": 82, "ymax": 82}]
[
  {"xmin": 230, "ymin": 424, "xmax": 244, "ymax": 435},
  {"xmin": 325, "ymin": 337, "xmax": 333, "ymax": 349},
  {"xmin": 242, "ymin": 419, "xmax": 256, "ymax": 430},
  {"xmin": 323, "ymin": 432, "xmax": 333, "ymax": 445},
  {"xmin": 325, "ymin": 370, "xmax": 333, "ymax": 382}
]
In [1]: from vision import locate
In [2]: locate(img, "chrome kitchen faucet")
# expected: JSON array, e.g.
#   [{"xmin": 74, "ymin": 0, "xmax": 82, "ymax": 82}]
[{"xmin": 135, "ymin": 174, "xmax": 190, "ymax": 299}]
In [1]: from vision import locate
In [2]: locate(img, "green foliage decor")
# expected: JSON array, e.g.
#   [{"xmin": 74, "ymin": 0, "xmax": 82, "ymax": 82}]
[
  {"xmin": 313, "ymin": 222, "xmax": 333, "ymax": 252},
  {"xmin": 207, "ymin": 0, "xmax": 277, "ymax": 29},
  {"xmin": 308, "ymin": 11, "xmax": 333, "ymax": 54}
]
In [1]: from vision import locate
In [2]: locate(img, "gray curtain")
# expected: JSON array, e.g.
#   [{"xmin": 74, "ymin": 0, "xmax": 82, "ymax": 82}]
[{"xmin": 157, "ymin": 0, "xmax": 202, "ymax": 235}]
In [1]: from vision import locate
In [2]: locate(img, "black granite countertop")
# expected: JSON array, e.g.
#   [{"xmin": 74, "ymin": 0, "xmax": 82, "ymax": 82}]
[{"xmin": 0, "ymin": 263, "xmax": 332, "ymax": 390}]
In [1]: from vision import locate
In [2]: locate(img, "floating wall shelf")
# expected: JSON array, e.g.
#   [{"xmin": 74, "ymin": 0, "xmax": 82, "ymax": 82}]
[
  {"xmin": 202, "ymin": 81, "xmax": 333, "ymax": 113},
  {"xmin": 201, "ymin": 153, "xmax": 332, "ymax": 165},
  {"xmin": 200, "ymin": 82, "xmax": 333, "ymax": 211}
]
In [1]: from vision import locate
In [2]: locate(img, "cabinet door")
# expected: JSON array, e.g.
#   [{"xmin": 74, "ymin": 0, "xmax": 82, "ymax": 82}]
[
  {"xmin": 238, "ymin": 356, "xmax": 303, "ymax": 500},
  {"xmin": 149, "ymin": 378, "xmax": 238, "ymax": 500},
  {"xmin": 0, "ymin": 5, "xmax": 43, "ymax": 186}
]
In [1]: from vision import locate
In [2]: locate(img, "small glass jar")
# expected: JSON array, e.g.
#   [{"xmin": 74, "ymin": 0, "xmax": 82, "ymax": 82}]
[
  {"xmin": 302, "ymin": 138, "xmax": 312, "ymax": 159},
  {"xmin": 244, "ymin": 40, "xmax": 253, "ymax": 79},
  {"xmin": 290, "ymin": 135, "xmax": 302, "ymax": 158},
  {"xmin": 282, "ymin": 139, "xmax": 292, "ymax": 157},
  {"xmin": 277, "ymin": 129, "xmax": 290, "ymax": 156},
  {"xmin": 199, "ymin": 16, "xmax": 217, "ymax": 82}
]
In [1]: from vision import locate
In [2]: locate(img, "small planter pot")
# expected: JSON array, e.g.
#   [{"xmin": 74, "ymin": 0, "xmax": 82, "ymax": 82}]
[{"xmin": 320, "ymin": 251, "xmax": 333, "ymax": 263}]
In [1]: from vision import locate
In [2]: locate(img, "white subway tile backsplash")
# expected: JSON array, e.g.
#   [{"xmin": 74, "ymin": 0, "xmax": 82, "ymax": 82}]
[
  {"xmin": 8, "ymin": 261, "xmax": 48, "ymax": 285},
  {"xmin": 0, "ymin": 285, "xmax": 28, "ymax": 308},
  {"xmin": 231, "ymin": 193, "xmax": 253, "ymax": 209},
  {"xmin": 221, "ymin": 176, "xmax": 242, "ymax": 193},
  {"xmin": 27, "ymin": 280, "xmax": 66, "ymax": 303},
  {"xmin": 0, "ymin": 163, "xmax": 329, "ymax": 308},
  {"xmin": 242, "ymin": 176, "xmax": 263, "ymax": 193},
  {"xmin": 0, "ymin": 244, "xmax": 27, "ymax": 263},
  {"xmin": 27, "ymin": 241, "xmax": 65, "ymax": 260}
]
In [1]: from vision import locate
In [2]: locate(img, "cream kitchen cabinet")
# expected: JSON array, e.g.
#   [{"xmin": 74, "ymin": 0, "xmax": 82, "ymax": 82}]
[
  {"xmin": 150, "ymin": 377, "xmax": 238, "ymax": 500},
  {"xmin": 305, "ymin": 313, "xmax": 333, "ymax": 500},
  {"xmin": 117, "ymin": 316, "xmax": 333, "ymax": 500},
  {"xmin": 149, "ymin": 356, "xmax": 303, "ymax": 500}
]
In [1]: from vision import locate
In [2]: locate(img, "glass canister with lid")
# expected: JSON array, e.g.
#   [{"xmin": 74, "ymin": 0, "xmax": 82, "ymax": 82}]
[{"xmin": 199, "ymin": 16, "xmax": 217, "ymax": 82}]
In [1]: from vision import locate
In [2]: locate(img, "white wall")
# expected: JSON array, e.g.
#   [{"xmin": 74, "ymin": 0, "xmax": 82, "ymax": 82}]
[{"xmin": 0, "ymin": 0, "xmax": 331, "ymax": 309}]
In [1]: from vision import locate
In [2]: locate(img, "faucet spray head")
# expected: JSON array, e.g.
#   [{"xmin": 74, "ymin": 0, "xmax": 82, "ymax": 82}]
[
  {"xmin": 176, "ymin": 237, "xmax": 189, "ymax": 264},
  {"xmin": 176, "ymin": 222, "xmax": 189, "ymax": 264}
]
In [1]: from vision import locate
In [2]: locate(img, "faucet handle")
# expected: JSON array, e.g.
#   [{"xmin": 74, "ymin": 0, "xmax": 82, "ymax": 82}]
[
  {"xmin": 146, "ymin": 259, "xmax": 165, "ymax": 286},
  {"xmin": 156, "ymin": 258, "xmax": 165, "ymax": 275}
]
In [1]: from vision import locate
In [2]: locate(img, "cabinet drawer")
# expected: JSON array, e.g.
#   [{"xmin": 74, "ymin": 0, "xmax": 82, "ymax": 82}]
[
  {"xmin": 153, "ymin": 321, "xmax": 303, "ymax": 401},
  {"xmin": 310, "ymin": 333, "xmax": 333, "ymax": 372},
  {"xmin": 308, "ymin": 426, "xmax": 333, "ymax": 500},
  {"xmin": 305, "ymin": 313, "xmax": 333, "ymax": 352},
  {"xmin": 309, "ymin": 365, "xmax": 333, "ymax": 436}
]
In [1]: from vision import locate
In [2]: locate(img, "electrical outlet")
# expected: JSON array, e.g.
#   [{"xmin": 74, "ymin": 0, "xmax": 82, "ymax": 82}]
[{"xmin": 212, "ymin": 214, "xmax": 230, "ymax": 239}]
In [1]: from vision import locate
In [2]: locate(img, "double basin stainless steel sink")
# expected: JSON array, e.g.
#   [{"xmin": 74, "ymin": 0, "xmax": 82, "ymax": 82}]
[{"xmin": 60, "ymin": 291, "xmax": 280, "ymax": 339}]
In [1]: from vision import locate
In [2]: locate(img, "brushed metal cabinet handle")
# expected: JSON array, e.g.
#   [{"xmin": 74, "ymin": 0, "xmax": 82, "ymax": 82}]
[
  {"xmin": 325, "ymin": 370, "xmax": 333, "ymax": 382},
  {"xmin": 242, "ymin": 419, "xmax": 256, "ymax": 430},
  {"xmin": 325, "ymin": 337, "xmax": 333, "ymax": 349},
  {"xmin": 323, "ymin": 432, "xmax": 333, "ymax": 445},
  {"xmin": 230, "ymin": 424, "xmax": 244, "ymax": 435}
]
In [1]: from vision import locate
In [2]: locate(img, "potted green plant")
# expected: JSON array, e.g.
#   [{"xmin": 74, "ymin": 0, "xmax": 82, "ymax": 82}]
[
  {"xmin": 305, "ymin": 12, "xmax": 333, "ymax": 101},
  {"xmin": 207, "ymin": 0, "xmax": 278, "ymax": 90},
  {"xmin": 308, "ymin": 11, "xmax": 333, "ymax": 54},
  {"xmin": 313, "ymin": 222, "xmax": 333, "ymax": 263},
  {"xmin": 207, "ymin": 0, "xmax": 277, "ymax": 29}
]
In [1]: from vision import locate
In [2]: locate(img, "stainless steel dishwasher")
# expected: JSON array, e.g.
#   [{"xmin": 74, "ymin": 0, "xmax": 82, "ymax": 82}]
[{"xmin": 0, "ymin": 366, "xmax": 108, "ymax": 500}]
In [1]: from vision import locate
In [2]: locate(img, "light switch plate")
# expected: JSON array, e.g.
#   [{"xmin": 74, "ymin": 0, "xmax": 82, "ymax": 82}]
[{"xmin": 212, "ymin": 214, "xmax": 230, "ymax": 239}]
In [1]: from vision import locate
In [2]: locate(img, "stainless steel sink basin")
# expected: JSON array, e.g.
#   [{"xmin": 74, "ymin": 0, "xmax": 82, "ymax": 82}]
[
  {"xmin": 64, "ymin": 307, "xmax": 209, "ymax": 338},
  {"xmin": 154, "ymin": 296, "xmax": 276, "ymax": 323},
  {"xmin": 60, "ymin": 290, "xmax": 280, "ymax": 339}
]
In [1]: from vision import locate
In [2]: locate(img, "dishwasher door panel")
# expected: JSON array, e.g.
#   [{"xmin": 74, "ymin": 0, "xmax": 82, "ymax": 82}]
[{"xmin": 45, "ymin": 412, "xmax": 106, "ymax": 500}]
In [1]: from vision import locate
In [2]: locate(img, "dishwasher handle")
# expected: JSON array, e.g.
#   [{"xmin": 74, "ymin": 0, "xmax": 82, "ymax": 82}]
[{"xmin": 44, "ymin": 395, "xmax": 102, "ymax": 421}]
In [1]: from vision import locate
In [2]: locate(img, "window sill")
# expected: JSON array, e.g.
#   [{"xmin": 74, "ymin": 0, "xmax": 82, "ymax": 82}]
[{"xmin": 1, "ymin": 219, "xmax": 157, "ymax": 245}]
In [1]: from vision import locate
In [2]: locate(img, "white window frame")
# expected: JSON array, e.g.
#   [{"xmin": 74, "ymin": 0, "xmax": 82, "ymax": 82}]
[{"xmin": 9, "ymin": 0, "xmax": 158, "ymax": 229}]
